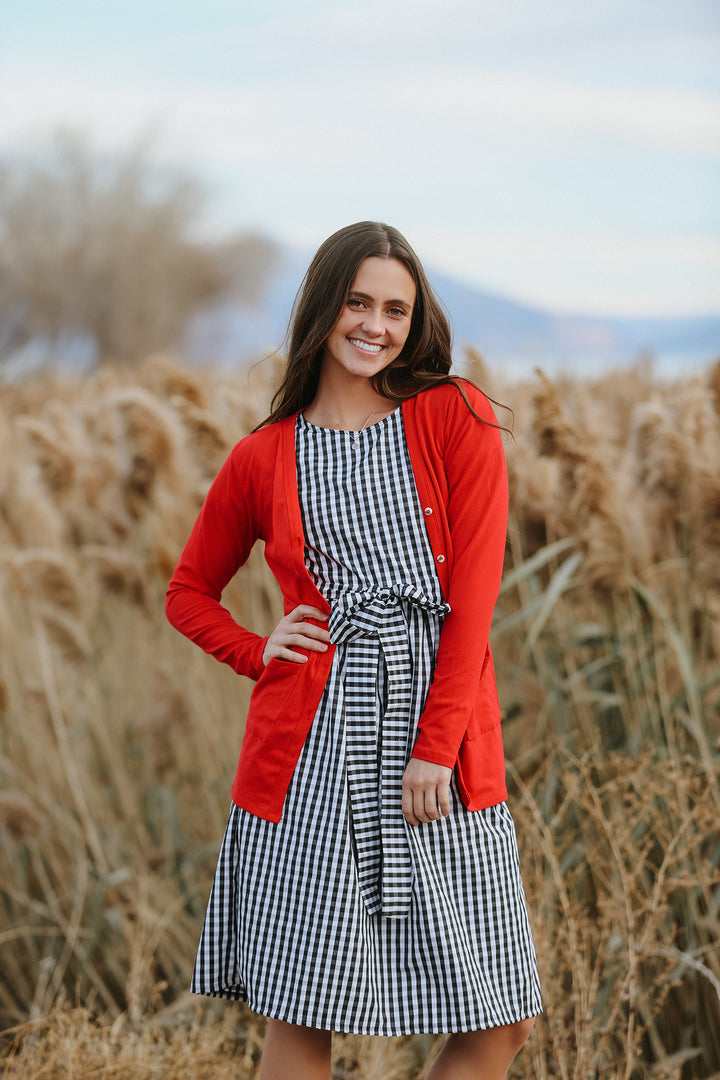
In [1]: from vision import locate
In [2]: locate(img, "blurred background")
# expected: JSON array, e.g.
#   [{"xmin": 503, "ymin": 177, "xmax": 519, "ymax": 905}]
[
  {"xmin": 1, "ymin": 4, "xmax": 720, "ymax": 1079},
  {"xmin": 1, "ymin": 0, "xmax": 719, "ymax": 377}
]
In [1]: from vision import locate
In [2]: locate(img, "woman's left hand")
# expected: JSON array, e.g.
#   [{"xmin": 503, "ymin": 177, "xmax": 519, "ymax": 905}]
[{"xmin": 401, "ymin": 758, "xmax": 452, "ymax": 825}]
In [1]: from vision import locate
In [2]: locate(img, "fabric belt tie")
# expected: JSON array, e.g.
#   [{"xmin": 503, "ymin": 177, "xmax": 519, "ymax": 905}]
[{"xmin": 329, "ymin": 586, "xmax": 450, "ymax": 919}]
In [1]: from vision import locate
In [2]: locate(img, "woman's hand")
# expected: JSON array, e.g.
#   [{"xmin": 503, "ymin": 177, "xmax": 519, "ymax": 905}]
[
  {"xmin": 262, "ymin": 605, "xmax": 330, "ymax": 666},
  {"xmin": 401, "ymin": 757, "xmax": 452, "ymax": 825}
]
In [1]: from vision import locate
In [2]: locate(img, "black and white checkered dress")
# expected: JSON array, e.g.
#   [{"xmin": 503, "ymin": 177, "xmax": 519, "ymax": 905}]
[{"xmin": 190, "ymin": 409, "xmax": 542, "ymax": 1035}]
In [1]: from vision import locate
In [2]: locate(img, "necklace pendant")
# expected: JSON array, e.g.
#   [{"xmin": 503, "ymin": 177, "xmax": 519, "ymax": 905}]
[{"xmin": 351, "ymin": 437, "xmax": 360, "ymax": 450}]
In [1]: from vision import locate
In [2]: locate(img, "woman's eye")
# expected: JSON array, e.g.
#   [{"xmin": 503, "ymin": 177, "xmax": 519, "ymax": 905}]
[
  {"xmin": 389, "ymin": 307, "xmax": 408, "ymax": 317},
  {"xmin": 347, "ymin": 298, "xmax": 364, "ymax": 309}
]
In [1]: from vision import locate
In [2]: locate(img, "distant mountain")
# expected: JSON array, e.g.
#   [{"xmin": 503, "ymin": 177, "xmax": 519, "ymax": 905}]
[
  {"xmin": 431, "ymin": 271, "xmax": 720, "ymax": 376},
  {"xmin": 184, "ymin": 245, "xmax": 720, "ymax": 377}
]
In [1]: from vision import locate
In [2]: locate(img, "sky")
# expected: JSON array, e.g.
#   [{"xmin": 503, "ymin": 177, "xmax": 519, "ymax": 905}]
[{"xmin": 2, "ymin": 0, "xmax": 719, "ymax": 318}]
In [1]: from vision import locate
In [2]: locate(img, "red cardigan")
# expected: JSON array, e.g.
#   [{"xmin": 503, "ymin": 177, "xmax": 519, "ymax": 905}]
[{"xmin": 166, "ymin": 380, "xmax": 509, "ymax": 822}]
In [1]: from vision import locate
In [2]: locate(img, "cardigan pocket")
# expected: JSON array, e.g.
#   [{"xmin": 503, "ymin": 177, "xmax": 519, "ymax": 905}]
[
  {"xmin": 464, "ymin": 647, "xmax": 501, "ymax": 739},
  {"xmin": 245, "ymin": 658, "xmax": 305, "ymax": 743},
  {"xmin": 464, "ymin": 707, "xmax": 502, "ymax": 740},
  {"xmin": 455, "ymin": 721, "xmax": 507, "ymax": 809}
]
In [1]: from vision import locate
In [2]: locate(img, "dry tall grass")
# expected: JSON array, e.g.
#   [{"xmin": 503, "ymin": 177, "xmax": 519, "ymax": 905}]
[{"xmin": 1, "ymin": 354, "xmax": 718, "ymax": 1079}]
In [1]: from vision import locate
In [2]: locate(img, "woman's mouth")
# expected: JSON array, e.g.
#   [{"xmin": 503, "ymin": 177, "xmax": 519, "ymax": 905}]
[{"xmin": 348, "ymin": 337, "xmax": 384, "ymax": 354}]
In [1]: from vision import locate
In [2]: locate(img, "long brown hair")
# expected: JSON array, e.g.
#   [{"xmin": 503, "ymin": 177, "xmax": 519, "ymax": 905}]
[{"xmin": 256, "ymin": 221, "xmax": 509, "ymax": 432}]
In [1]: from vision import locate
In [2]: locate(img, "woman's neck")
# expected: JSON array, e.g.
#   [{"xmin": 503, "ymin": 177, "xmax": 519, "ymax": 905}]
[{"xmin": 304, "ymin": 368, "xmax": 395, "ymax": 430}]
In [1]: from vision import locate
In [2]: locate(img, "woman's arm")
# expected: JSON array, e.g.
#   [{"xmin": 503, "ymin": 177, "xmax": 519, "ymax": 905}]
[
  {"xmin": 165, "ymin": 442, "xmax": 270, "ymax": 681},
  {"xmin": 411, "ymin": 385, "xmax": 509, "ymax": 767},
  {"xmin": 166, "ymin": 437, "xmax": 331, "ymax": 679}
]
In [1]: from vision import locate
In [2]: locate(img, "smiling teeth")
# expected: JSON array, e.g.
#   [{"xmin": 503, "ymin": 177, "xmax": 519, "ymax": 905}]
[{"xmin": 349, "ymin": 338, "xmax": 383, "ymax": 353}]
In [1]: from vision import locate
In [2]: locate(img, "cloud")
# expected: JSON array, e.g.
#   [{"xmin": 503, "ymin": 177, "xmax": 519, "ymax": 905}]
[
  {"xmin": 414, "ymin": 226, "xmax": 720, "ymax": 315},
  {"xmin": 397, "ymin": 71, "xmax": 720, "ymax": 155},
  {"xmin": 3, "ymin": 57, "xmax": 718, "ymax": 168}
]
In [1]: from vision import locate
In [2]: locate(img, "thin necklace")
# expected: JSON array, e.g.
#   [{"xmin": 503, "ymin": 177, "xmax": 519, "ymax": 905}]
[{"xmin": 323, "ymin": 405, "xmax": 381, "ymax": 450}]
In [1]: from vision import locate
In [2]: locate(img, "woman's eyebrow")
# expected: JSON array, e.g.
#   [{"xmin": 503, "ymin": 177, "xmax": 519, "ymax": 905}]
[{"xmin": 349, "ymin": 290, "xmax": 412, "ymax": 308}]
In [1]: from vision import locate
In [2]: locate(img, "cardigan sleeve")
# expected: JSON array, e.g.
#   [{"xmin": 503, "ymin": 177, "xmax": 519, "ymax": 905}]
[
  {"xmin": 165, "ymin": 438, "xmax": 269, "ymax": 681},
  {"xmin": 411, "ymin": 386, "xmax": 508, "ymax": 767}
]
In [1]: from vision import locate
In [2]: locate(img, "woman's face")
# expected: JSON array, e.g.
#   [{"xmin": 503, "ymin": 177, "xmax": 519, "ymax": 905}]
[{"xmin": 322, "ymin": 257, "xmax": 416, "ymax": 383}]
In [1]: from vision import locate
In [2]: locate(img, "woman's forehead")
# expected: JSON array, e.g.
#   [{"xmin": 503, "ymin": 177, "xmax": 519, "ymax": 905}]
[{"xmin": 350, "ymin": 257, "xmax": 416, "ymax": 304}]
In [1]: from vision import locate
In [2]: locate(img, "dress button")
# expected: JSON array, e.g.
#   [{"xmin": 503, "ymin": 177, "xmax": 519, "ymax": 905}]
[
  {"xmin": 424, "ymin": 507, "xmax": 433, "ymax": 516},
  {"xmin": 436, "ymin": 554, "xmax": 446, "ymax": 563}
]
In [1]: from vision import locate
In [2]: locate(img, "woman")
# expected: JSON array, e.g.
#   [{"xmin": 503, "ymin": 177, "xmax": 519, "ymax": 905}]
[{"xmin": 166, "ymin": 221, "xmax": 542, "ymax": 1079}]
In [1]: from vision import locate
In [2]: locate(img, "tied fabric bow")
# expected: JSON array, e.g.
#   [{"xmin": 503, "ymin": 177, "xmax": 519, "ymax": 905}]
[{"xmin": 329, "ymin": 586, "xmax": 450, "ymax": 918}]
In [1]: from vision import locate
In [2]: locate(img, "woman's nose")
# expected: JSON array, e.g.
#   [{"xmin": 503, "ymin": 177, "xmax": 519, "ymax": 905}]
[{"xmin": 361, "ymin": 307, "xmax": 384, "ymax": 335}]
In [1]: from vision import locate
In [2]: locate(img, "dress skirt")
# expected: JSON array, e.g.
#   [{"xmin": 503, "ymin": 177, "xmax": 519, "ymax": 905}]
[{"xmin": 190, "ymin": 409, "xmax": 542, "ymax": 1035}]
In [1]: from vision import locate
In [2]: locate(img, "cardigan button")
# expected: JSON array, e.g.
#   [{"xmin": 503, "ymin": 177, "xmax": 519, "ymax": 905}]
[
  {"xmin": 424, "ymin": 507, "xmax": 433, "ymax": 515},
  {"xmin": 436, "ymin": 554, "xmax": 446, "ymax": 563}
]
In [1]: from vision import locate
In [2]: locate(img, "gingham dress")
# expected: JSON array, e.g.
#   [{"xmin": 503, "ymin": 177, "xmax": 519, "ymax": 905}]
[{"xmin": 190, "ymin": 409, "xmax": 542, "ymax": 1035}]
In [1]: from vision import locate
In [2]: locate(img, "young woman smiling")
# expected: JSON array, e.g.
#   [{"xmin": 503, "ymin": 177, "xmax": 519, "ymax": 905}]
[{"xmin": 166, "ymin": 221, "xmax": 542, "ymax": 1079}]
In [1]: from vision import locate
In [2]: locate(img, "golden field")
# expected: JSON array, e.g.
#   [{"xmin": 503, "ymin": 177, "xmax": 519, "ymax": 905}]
[{"xmin": 0, "ymin": 354, "xmax": 718, "ymax": 1079}]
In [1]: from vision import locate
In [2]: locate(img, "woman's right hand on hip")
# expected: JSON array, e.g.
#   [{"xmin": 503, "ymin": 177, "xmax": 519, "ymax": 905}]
[{"xmin": 262, "ymin": 605, "xmax": 330, "ymax": 665}]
